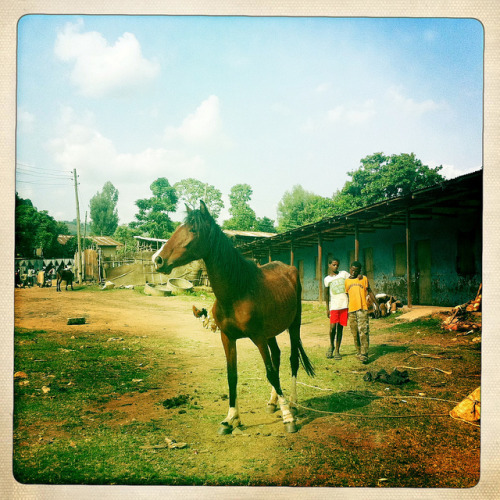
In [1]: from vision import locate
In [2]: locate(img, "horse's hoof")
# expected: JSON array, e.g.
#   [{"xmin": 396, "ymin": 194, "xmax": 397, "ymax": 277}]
[
  {"xmin": 284, "ymin": 422, "xmax": 298, "ymax": 433},
  {"xmin": 266, "ymin": 403, "xmax": 277, "ymax": 414},
  {"xmin": 217, "ymin": 422, "xmax": 233, "ymax": 435}
]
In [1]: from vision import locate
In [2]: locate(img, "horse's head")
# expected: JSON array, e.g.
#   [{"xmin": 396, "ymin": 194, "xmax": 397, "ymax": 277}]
[{"xmin": 153, "ymin": 200, "xmax": 212, "ymax": 275}]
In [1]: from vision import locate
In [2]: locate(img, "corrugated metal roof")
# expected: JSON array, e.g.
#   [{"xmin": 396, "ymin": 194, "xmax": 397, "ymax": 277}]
[
  {"xmin": 57, "ymin": 235, "xmax": 73, "ymax": 245},
  {"xmin": 134, "ymin": 236, "xmax": 168, "ymax": 243},
  {"xmin": 57, "ymin": 235, "xmax": 123, "ymax": 247},
  {"xmin": 236, "ymin": 169, "xmax": 483, "ymax": 258},
  {"xmin": 91, "ymin": 236, "xmax": 123, "ymax": 247},
  {"xmin": 223, "ymin": 230, "xmax": 275, "ymax": 238}
]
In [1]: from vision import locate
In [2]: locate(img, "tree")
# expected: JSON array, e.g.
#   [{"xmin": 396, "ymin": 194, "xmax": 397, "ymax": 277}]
[
  {"xmin": 15, "ymin": 193, "xmax": 67, "ymax": 258},
  {"xmin": 275, "ymin": 153, "xmax": 444, "ymax": 232},
  {"xmin": 174, "ymin": 178, "xmax": 224, "ymax": 220},
  {"xmin": 276, "ymin": 185, "xmax": 325, "ymax": 232},
  {"xmin": 222, "ymin": 184, "xmax": 258, "ymax": 231},
  {"xmin": 89, "ymin": 181, "xmax": 119, "ymax": 236},
  {"xmin": 254, "ymin": 216, "xmax": 277, "ymax": 233},
  {"xmin": 131, "ymin": 177, "xmax": 178, "ymax": 238},
  {"xmin": 335, "ymin": 152, "xmax": 444, "ymax": 211},
  {"xmin": 113, "ymin": 224, "xmax": 143, "ymax": 248}
]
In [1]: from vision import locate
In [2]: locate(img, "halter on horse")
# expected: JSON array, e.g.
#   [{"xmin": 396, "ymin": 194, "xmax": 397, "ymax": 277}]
[{"xmin": 153, "ymin": 201, "xmax": 314, "ymax": 434}]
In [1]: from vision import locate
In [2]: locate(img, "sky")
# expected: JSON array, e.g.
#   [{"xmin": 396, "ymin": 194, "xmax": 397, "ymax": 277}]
[{"xmin": 16, "ymin": 15, "xmax": 484, "ymax": 226}]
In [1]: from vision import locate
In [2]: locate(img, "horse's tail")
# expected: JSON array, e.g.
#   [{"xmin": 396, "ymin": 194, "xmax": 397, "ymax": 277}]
[
  {"xmin": 298, "ymin": 340, "xmax": 315, "ymax": 377},
  {"xmin": 291, "ymin": 271, "xmax": 315, "ymax": 377}
]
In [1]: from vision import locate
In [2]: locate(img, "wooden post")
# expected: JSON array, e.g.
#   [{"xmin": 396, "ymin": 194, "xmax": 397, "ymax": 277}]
[
  {"xmin": 354, "ymin": 224, "xmax": 359, "ymax": 261},
  {"xmin": 268, "ymin": 246, "xmax": 272, "ymax": 263},
  {"xmin": 406, "ymin": 209, "xmax": 412, "ymax": 308},
  {"xmin": 73, "ymin": 169, "xmax": 83, "ymax": 284},
  {"xmin": 318, "ymin": 234, "xmax": 323, "ymax": 302},
  {"xmin": 290, "ymin": 241, "xmax": 295, "ymax": 267}
]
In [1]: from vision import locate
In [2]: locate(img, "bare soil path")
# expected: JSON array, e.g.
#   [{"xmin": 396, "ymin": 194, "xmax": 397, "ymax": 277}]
[{"xmin": 13, "ymin": 285, "xmax": 481, "ymax": 488}]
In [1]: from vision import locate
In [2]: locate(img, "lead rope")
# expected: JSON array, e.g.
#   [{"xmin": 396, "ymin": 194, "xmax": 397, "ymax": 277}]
[{"xmin": 295, "ymin": 381, "xmax": 480, "ymax": 426}]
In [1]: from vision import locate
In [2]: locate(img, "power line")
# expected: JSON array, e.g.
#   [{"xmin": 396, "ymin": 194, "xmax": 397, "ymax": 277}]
[
  {"xmin": 16, "ymin": 179, "xmax": 72, "ymax": 186},
  {"xmin": 16, "ymin": 161, "xmax": 72, "ymax": 175},
  {"xmin": 16, "ymin": 169, "xmax": 73, "ymax": 180}
]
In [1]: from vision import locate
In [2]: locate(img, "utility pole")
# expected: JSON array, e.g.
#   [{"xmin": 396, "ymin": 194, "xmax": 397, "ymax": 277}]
[{"xmin": 73, "ymin": 169, "xmax": 83, "ymax": 284}]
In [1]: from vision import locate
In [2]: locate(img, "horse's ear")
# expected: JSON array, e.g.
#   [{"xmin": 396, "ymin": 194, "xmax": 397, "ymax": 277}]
[
  {"xmin": 185, "ymin": 203, "xmax": 193, "ymax": 213},
  {"xmin": 199, "ymin": 200, "xmax": 210, "ymax": 217}
]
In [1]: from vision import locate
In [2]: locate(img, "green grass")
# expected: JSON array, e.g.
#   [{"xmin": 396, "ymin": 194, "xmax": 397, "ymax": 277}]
[{"xmin": 13, "ymin": 308, "xmax": 481, "ymax": 487}]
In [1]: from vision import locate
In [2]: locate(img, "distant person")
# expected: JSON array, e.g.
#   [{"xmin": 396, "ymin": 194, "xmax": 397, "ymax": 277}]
[
  {"xmin": 27, "ymin": 267, "xmax": 35, "ymax": 287},
  {"xmin": 324, "ymin": 258, "xmax": 350, "ymax": 360},
  {"xmin": 345, "ymin": 261, "xmax": 379, "ymax": 364},
  {"xmin": 15, "ymin": 269, "xmax": 23, "ymax": 288}
]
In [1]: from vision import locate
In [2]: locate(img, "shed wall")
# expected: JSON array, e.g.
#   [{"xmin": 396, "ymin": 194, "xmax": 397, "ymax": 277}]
[{"xmin": 260, "ymin": 212, "xmax": 481, "ymax": 306}]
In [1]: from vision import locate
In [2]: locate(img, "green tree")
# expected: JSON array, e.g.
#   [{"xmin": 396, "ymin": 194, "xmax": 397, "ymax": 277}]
[
  {"xmin": 222, "ymin": 184, "xmax": 258, "ymax": 231},
  {"xmin": 89, "ymin": 181, "xmax": 119, "ymax": 236},
  {"xmin": 276, "ymin": 185, "xmax": 324, "ymax": 232},
  {"xmin": 113, "ymin": 224, "xmax": 143, "ymax": 248},
  {"xmin": 15, "ymin": 193, "xmax": 67, "ymax": 258},
  {"xmin": 335, "ymin": 152, "xmax": 444, "ymax": 211},
  {"xmin": 174, "ymin": 178, "xmax": 224, "ymax": 220},
  {"xmin": 131, "ymin": 177, "xmax": 178, "ymax": 238},
  {"xmin": 16, "ymin": 195, "xmax": 39, "ymax": 257},
  {"xmin": 254, "ymin": 216, "xmax": 277, "ymax": 233},
  {"xmin": 301, "ymin": 196, "xmax": 337, "ymax": 222}
]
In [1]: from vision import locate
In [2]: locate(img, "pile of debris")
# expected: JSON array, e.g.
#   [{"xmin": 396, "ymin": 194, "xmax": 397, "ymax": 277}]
[{"xmin": 442, "ymin": 284, "xmax": 482, "ymax": 333}]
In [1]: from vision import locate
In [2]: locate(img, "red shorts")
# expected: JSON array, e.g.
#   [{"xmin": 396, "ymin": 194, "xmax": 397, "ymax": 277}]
[{"xmin": 330, "ymin": 308, "xmax": 348, "ymax": 327}]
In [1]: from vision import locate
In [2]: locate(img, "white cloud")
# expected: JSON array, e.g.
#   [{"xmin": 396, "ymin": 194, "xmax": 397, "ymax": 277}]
[
  {"xmin": 54, "ymin": 19, "xmax": 160, "ymax": 97},
  {"xmin": 300, "ymin": 117, "xmax": 315, "ymax": 132},
  {"xmin": 428, "ymin": 162, "xmax": 481, "ymax": 179},
  {"xmin": 326, "ymin": 100, "xmax": 376, "ymax": 125},
  {"xmin": 386, "ymin": 86, "xmax": 444, "ymax": 116},
  {"xmin": 46, "ymin": 107, "xmax": 207, "ymax": 223},
  {"xmin": 47, "ymin": 107, "xmax": 204, "ymax": 185},
  {"xmin": 165, "ymin": 95, "xmax": 223, "ymax": 144},
  {"xmin": 18, "ymin": 109, "xmax": 35, "ymax": 133},
  {"xmin": 271, "ymin": 102, "xmax": 292, "ymax": 116},
  {"xmin": 326, "ymin": 105, "xmax": 344, "ymax": 123},
  {"xmin": 315, "ymin": 82, "xmax": 330, "ymax": 93}
]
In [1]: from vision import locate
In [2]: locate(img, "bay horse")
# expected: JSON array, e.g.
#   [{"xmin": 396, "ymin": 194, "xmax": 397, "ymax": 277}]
[
  {"xmin": 56, "ymin": 264, "xmax": 74, "ymax": 292},
  {"xmin": 153, "ymin": 200, "xmax": 314, "ymax": 434}
]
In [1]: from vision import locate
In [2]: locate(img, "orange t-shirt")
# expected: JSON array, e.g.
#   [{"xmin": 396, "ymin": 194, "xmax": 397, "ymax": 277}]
[{"xmin": 345, "ymin": 276, "xmax": 369, "ymax": 312}]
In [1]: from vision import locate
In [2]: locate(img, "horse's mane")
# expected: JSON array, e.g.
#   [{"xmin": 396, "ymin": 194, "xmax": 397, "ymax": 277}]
[{"xmin": 185, "ymin": 209, "xmax": 260, "ymax": 292}]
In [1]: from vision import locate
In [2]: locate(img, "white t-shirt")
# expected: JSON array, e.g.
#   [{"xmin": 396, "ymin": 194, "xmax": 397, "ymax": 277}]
[{"xmin": 324, "ymin": 271, "xmax": 350, "ymax": 311}]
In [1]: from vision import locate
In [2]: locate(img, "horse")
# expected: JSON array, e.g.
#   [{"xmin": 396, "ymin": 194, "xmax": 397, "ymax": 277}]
[
  {"xmin": 56, "ymin": 265, "xmax": 74, "ymax": 292},
  {"xmin": 153, "ymin": 200, "xmax": 314, "ymax": 434}
]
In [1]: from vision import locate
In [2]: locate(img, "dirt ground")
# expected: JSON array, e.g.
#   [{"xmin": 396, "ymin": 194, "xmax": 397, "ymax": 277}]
[{"xmin": 13, "ymin": 284, "xmax": 481, "ymax": 488}]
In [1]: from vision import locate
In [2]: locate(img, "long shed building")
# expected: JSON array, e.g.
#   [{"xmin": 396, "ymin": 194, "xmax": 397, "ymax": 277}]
[{"xmin": 235, "ymin": 170, "xmax": 482, "ymax": 307}]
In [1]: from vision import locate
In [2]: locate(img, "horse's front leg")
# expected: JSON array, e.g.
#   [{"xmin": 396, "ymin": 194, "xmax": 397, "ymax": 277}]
[{"xmin": 218, "ymin": 331, "xmax": 241, "ymax": 435}]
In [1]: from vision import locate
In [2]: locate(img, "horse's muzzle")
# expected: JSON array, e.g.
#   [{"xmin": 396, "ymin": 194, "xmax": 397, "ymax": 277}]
[{"xmin": 154, "ymin": 255, "xmax": 173, "ymax": 274}]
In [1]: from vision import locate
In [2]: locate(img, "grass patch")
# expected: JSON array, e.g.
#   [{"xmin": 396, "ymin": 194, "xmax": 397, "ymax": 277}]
[{"xmin": 13, "ymin": 294, "xmax": 481, "ymax": 488}]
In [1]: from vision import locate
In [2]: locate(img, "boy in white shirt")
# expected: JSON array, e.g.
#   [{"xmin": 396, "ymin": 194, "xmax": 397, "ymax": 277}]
[{"xmin": 324, "ymin": 258, "xmax": 351, "ymax": 360}]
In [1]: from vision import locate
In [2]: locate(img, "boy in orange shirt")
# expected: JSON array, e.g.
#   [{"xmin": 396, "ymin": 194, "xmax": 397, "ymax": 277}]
[{"xmin": 345, "ymin": 261, "xmax": 379, "ymax": 364}]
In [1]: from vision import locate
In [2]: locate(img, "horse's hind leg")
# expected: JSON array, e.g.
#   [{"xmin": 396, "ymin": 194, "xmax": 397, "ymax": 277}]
[
  {"xmin": 288, "ymin": 330, "xmax": 300, "ymax": 412},
  {"xmin": 266, "ymin": 337, "xmax": 280, "ymax": 413},
  {"xmin": 254, "ymin": 338, "xmax": 297, "ymax": 433}
]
